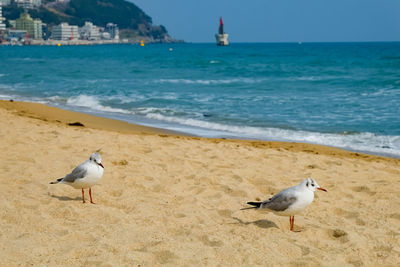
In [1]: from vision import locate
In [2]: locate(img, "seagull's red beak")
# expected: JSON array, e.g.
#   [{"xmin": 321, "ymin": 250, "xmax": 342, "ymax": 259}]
[
  {"xmin": 317, "ymin": 187, "xmax": 327, "ymax": 192},
  {"xmin": 99, "ymin": 163, "xmax": 104, "ymax": 169}
]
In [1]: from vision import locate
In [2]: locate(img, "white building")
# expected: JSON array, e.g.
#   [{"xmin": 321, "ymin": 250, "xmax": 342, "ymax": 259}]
[
  {"xmin": 0, "ymin": 0, "xmax": 11, "ymax": 6},
  {"xmin": 79, "ymin": 21, "xmax": 100, "ymax": 40},
  {"xmin": 33, "ymin": 19, "xmax": 42, "ymax": 39},
  {"xmin": 105, "ymin": 23, "xmax": 119, "ymax": 40},
  {"xmin": 51, "ymin": 23, "xmax": 78, "ymax": 41},
  {"xmin": 16, "ymin": 0, "xmax": 41, "ymax": 9},
  {"xmin": 8, "ymin": 19, "xmax": 16, "ymax": 28},
  {"xmin": 0, "ymin": 4, "xmax": 6, "ymax": 32}
]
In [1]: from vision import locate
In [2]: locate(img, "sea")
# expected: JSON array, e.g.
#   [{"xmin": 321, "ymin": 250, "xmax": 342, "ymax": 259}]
[{"xmin": 1, "ymin": 43, "xmax": 399, "ymax": 158}]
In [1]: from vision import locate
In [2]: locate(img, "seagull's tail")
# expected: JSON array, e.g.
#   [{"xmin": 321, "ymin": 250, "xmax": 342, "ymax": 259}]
[
  {"xmin": 240, "ymin": 201, "xmax": 262, "ymax": 210},
  {"xmin": 50, "ymin": 178, "xmax": 63, "ymax": 184}
]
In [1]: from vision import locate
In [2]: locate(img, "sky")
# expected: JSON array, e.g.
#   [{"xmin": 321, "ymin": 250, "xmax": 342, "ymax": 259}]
[{"xmin": 132, "ymin": 0, "xmax": 400, "ymax": 43}]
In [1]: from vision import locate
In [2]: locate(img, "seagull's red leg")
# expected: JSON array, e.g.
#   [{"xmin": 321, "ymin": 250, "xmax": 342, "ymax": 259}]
[
  {"xmin": 82, "ymin": 188, "xmax": 85, "ymax": 203},
  {"xmin": 89, "ymin": 188, "xmax": 95, "ymax": 204},
  {"xmin": 292, "ymin": 216, "xmax": 295, "ymax": 231},
  {"xmin": 289, "ymin": 216, "xmax": 295, "ymax": 231}
]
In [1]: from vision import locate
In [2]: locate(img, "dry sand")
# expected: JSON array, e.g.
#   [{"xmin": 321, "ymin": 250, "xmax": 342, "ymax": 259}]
[{"xmin": 0, "ymin": 100, "xmax": 399, "ymax": 266}]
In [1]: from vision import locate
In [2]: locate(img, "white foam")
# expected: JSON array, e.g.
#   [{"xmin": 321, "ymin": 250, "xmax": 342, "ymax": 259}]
[
  {"xmin": 144, "ymin": 113, "xmax": 400, "ymax": 158},
  {"xmin": 66, "ymin": 95, "xmax": 131, "ymax": 114},
  {"xmin": 155, "ymin": 78, "xmax": 264, "ymax": 85},
  {"xmin": 0, "ymin": 94, "xmax": 15, "ymax": 99}
]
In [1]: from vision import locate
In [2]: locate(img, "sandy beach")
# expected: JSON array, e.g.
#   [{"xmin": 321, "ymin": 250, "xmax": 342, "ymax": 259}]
[{"xmin": 0, "ymin": 99, "xmax": 399, "ymax": 266}]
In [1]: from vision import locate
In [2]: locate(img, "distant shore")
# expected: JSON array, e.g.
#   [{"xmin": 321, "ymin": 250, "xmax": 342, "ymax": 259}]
[{"xmin": 0, "ymin": 38, "xmax": 184, "ymax": 46}]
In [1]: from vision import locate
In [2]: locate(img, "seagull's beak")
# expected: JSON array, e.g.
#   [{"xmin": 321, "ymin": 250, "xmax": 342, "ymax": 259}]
[
  {"xmin": 317, "ymin": 187, "xmax": 327, "ymax": 192},
  {"xmin": 99, "ymin": 162, "xmax": 104, "ymax": 169}
]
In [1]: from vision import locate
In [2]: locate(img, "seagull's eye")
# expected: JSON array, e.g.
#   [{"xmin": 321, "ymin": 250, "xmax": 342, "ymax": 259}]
[{"xmin": 311, "ymin": 183, "xmax": 315, "ymax": 187}]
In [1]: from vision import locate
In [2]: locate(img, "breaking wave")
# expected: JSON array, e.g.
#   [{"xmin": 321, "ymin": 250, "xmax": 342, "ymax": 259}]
[
  {"xmin": 66, "ymin": 95, "xmax": 131, "ymax": 114},
  {"xmin": 143, "ymin": 112, "xmax": 400, "ymax": 158},
  {"xmin": 154, "ymin": 78, "xmax": 264, "ymax": 85}
]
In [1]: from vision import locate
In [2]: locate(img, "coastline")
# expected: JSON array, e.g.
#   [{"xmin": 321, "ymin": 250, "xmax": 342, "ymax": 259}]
[
  {"xmin": 0, "ymin": 99, "xmax": 399, "ymax": 265},
  {"xmin": 0, "ymin": 100, "xmax": 177, "ymax": 135},
  {"xmin": 0, "ymin": 99, "xmax": 397, "ymax": 161}
]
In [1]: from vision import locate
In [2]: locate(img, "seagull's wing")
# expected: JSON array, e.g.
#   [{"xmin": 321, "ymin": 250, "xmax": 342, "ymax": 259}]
[
  {"xmin": 261, "ymin": 190, "xmax": 297, "ymax": 212},
  {"xmin": 61, "ymin": 163, "xmax": 87, "ymax": 183}
]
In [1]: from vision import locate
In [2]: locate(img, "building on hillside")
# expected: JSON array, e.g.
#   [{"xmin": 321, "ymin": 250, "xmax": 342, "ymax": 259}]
[
  {"xmin": 16, "ymin": 13, "xmax": 42, "ymax": 39},
  {"xmin": 51, "ymin": 22, "xmax": 78, "ymax": 40},
  {"xmin": 16, "ymin": 13, "xmax": 34, "ymax": 37},
  {"xmin": 0, "ymin": 4, "xmax": 6, "ymax": 32},
  {"xmin": 33, "ymin": 18, "xmax": 42, "ymax": 39},
  {"xmin": 79, "ymin": 21, "xmax": 100, "ymax": 40},
  {"xmin": 105, "ymin": 23, "xmax": 119, "ymax": 40},
  {"xmin": 0, "ymin": 0, "xmax": 11, "ymax": 7},
  {"xmin": 7, "ymin": 29, "xmax": 27, "ymax": 42},
  {"xmin": 15, "ymin": 0, "xmax": 41, "ymax": 9},
  {"xmin": 8, "ymin": 20, "xmax": 16, "ymax": 28}
]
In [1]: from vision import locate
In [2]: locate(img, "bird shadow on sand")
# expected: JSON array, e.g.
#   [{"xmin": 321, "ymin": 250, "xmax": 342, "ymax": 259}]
[
  {"xmin": 232, "ymin": 217, "xmax": 279, "ymax": 229},
  {"xmin": 48, "ymin": 192, "xmax": 82, "ymax": 202}
]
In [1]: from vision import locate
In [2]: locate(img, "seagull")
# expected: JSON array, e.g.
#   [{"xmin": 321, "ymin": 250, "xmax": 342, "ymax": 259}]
[
  {"xmin": 242, "ymin": 178, "xmax": 327, "ymax": 231},
  {"xmin": 50, "ymin": 153, "xmax": 104, "ymax": 204}
]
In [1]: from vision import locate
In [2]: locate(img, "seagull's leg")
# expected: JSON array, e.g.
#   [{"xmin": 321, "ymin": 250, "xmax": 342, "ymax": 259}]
[
  {"xmin": 292, "ymin": 216, "xmax": 295, "ymax": 231},
  {"xmin": 82, "ymin": 188, "xmax": 85, "ymax": 203},
  {"xmin": 89, "ymin": 188, "xmax": 95, "ymax": 204},
  {"xmin": 289, "ymin": 216, "xmax": 294, "ymax": 231}
]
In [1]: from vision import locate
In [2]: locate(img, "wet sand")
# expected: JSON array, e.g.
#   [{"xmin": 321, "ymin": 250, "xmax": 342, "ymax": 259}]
[{"xmin": 0, "ymin": 100, "xmax": 399, "ymax": 266}]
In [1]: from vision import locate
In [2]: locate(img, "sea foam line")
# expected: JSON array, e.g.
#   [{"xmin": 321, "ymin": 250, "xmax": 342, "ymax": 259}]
[
  {"xmin": 66, "ymin": 95, "xmax": 131, "ymax": 114},
  {"xmin": 155, "ymin": 78, "xmax": 264, "ymax": 85},
  {"xmin": 144, "ymin": 113, "xmax": 400, "ymax": 158}
]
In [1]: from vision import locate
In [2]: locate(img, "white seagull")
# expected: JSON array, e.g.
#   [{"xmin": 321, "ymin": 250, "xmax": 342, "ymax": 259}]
[
  {"xmin": 242, "ymin": 178, "xmax": 327, "ymax": 231},
  {"xmin": 50, "ymin": 153, "xmax": 104, "ymax": 204}
]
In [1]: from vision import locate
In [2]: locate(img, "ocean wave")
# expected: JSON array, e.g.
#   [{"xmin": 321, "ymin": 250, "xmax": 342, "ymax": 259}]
[
  {"xmin": 154, "ymin": 78, "xmax": 264, "ymax": 85},
  {"xmin": 144, "ymin": 113, "xmax": 400, "ymax": 157},
  {"xmin": 66, "ymin": 95, "xmax": 131, "ymax": 114},
  {"xmin": 361, "ymin": 88, "xmax": 400, "ymax": 97},
  {"xmin": 0, "ymin": 93, "xmax": 16, "ymax": 99}
]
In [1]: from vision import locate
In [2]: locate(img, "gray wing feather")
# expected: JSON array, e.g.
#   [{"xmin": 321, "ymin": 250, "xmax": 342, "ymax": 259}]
[
  {"xmin": 62, "ymin": 164, "xmax": 87, "ymax": 183},
  {"xmin": 261, "ymin": 191, "xmax": 297, "ymax": 212}
]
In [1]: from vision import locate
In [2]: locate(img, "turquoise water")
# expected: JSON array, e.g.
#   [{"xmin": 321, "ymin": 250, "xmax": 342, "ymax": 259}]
[{"xmin": 1, "ymin": 43, "xmax": 399, "ymax": 157}]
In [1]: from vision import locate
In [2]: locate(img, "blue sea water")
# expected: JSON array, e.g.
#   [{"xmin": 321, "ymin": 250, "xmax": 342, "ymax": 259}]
[{"xmin": 1, "ymin": 43, "xmax": 399, "ymax": 157}]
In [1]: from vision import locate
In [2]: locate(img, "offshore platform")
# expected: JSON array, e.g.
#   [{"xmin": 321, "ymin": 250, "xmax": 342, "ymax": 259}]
[{"xmin": 215, "ymin": 17, "xmax": 229, "ymax": 46}]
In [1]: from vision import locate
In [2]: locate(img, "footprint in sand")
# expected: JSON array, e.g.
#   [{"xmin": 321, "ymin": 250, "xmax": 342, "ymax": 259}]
[
  {"xmin": 355, "ymin": 218, "xmax": 366, "ymax": 226},
  {"xmin": 200, "ymin": 235, "xmax": 223, "ymax": 247},
  {"xmin": 154, "ymin": 250, "xmax": 179, "ymax": 264},
  {"xmin": 174, "ymin": 213, "xmax": 186, "ymax": 218},
  {"xmin": 351, "ymin": 185, "xmax": 376, "ymax": 196},
  {"xmin": 333, "ymin": 208, "xmax": 360, "ymax": 220},
  {"xmin": 328, "ymin": 228, "xmax": 349, "ymax": 243},
  {"xmin": 232, "ymin": 174, "xmax": 243, "ymax": 183},
  {"xmin": 389, "ymin": 213, "xmax": 400, "ymax": 220},
  {"xmin": 217, "ymin": 209, "xmax": 232, "ymax": 218},
  {"xmin": 112, "ymin": 159, "xmax": 128, "ymax": 166},
  {"xmin": 109, "ymin": 189, "xmax": 123, "ymax": 197}
]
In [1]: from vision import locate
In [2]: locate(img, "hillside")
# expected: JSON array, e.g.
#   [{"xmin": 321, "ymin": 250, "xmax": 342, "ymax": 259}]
[{"xmin": 3, "ymin": 0, "xmax": 178, "ymax": 43}]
